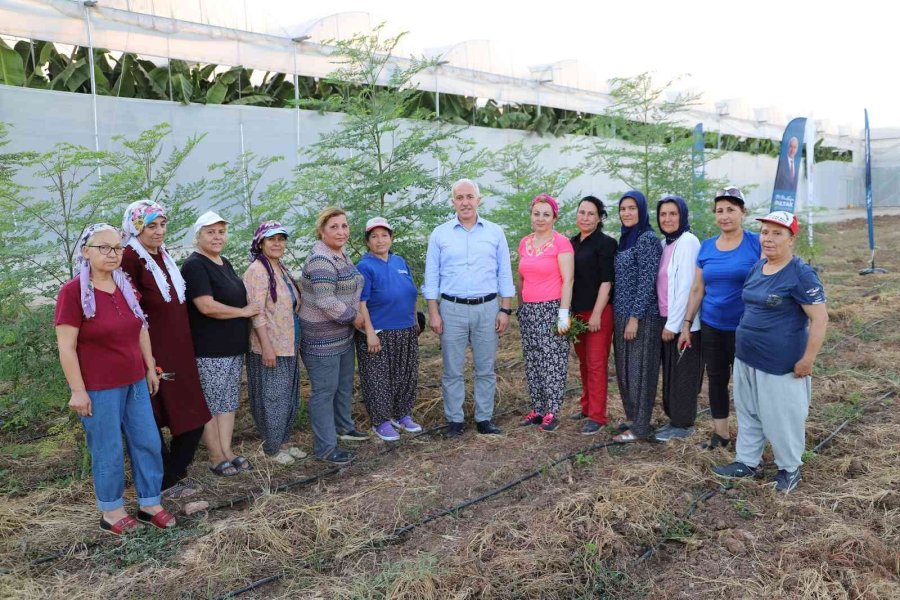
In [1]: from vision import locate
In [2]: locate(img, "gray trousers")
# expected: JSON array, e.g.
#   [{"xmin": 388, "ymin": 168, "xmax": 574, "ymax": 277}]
[
  {"xmin": 733, "ymin": 358, "xmax": 810, "ymax": 471},
  {"xmin": 301, "ymin": 347, "xmax": 356, "ymax": 458},
  {"xmin": 439, "ymin": 298, "xmax": 499, "ymax": 423}
]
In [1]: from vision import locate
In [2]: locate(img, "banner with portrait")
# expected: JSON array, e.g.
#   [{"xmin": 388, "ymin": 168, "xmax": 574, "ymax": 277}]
[{"xmin": 771, "ymin": 117, "xmax": 807, "ymax": 212}]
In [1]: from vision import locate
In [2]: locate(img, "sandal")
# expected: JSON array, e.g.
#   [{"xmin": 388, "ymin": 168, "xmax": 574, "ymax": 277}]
[
  {"xmin": 162, "ymin": 479, "xmax": 201, "ymax": 499},
  {"xmin": 615, "ymin": 422, "xmax": 631, "ymax": 433},
  {"xmin": 99, "ymin": 515, "xmax": 140, "ymax": 536},
  {"xmin": 137, "ymin": 508, "xmax": 177, "ymax": 529},
  {"xmin": 230, "ymin": 455, "xmax": 253, "ymax": 471},
  {"xmin": 613, "ymin": 430, "xmax": 639, "ymax": 443},
  {"xmin": 208, "ymin": 460, "xmax": 239, "ymax": 477}
]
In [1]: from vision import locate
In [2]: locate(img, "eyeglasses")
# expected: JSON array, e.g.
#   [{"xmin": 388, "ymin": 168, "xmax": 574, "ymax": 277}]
[{"xmin": 86, "ymin": 244, "xmax": 125, "ymax": 255}]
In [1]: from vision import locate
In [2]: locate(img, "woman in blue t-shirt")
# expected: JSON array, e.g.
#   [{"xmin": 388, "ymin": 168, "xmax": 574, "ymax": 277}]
[
  {"xmin": 355, "ymin": 217, "xmax": 423, "ymax": 442},
  {"xmin": 679, "ymin": 187, "xmax": 760, "ymax": 450},
  {"xmin": 712, "ymin": 211, "xmax": 827, "ymax": 493}
]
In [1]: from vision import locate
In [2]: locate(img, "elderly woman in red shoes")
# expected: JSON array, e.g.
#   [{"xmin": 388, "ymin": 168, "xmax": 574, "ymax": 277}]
[{"xmin": 55, "ymin": 223, "xmax": 176, "ymax": 534}]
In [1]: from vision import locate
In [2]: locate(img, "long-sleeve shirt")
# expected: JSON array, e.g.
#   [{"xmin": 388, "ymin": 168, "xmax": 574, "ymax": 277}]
[
  {"xmin": 657, "ymin": 232, "xmax": 701, "ymax": 334},
  {"xmin": 422, "ymin": 215, "xmax": 515, "ymax": 301},
  {"xmin": 299, "ymin": 240, "xmax": 364, "ymax": 357},
  {"xmin": 243, "ymin": 259, "xmax": 301, "ymax": 356},
  {"xmin": 614, "ymin": 230, "xmax": 662, "ymax": 320}
]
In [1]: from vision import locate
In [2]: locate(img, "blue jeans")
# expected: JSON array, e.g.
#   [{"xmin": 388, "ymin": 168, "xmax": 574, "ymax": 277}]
[
  {"xmin": 301, "ymin": 347, "xmax": 356, "ymax": 457},
  {"xmin": 81, "ymin": 380, "xmax": 163, "ymax": 510},
  {"xmin": 438, "ymin": 298, "xmax": 499, "ymax": 423}
]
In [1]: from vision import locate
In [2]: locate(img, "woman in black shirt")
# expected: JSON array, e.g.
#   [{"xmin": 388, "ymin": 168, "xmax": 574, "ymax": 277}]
[
  {"xmin": 181, "ymin": 212, "xmax": 259, "ymax": 476},
  {"xmin": 569, "ymin": 196, "xmax": 618, "ymax": 435}
]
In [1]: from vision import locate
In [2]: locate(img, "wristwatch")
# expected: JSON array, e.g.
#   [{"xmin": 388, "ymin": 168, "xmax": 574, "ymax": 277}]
[{"xmin": 499, "ymin": 308, "xmax": 512, "ymax": 315}]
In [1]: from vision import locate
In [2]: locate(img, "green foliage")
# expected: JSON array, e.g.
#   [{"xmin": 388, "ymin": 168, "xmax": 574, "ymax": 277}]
[
  {"xmin": 579, "ymin": 72, "xmax": 730, "ymax": 241},
  {"xmin": 483, "ymin": 141, "xmax": 583, "ymax": 249},
  {"xmin": 206, "ymin": 152, "xmax": 297, "ymax": 272},
  {"xmin": 291, "ymin": 25, "xmax": 491, "ymax": 276}
]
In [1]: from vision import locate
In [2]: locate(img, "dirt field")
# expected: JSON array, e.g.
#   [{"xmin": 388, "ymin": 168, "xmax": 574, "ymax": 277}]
[{"xmin": 1, "ymin": 216, "xmax": 898, "ymax": 599}]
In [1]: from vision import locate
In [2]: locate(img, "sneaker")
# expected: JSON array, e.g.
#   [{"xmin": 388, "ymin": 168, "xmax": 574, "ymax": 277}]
[
  {"xmin": 712, "ymin": 461, "xmax": 759, "ymax": 479},
  {"xmin": 391, "ymin": 416, "xmax": 422, "ymax": 433},
  {"xmin": 520, "ymin": 410, "xmax": 543, "ymax": 426},
  {"xmin": 444, "ymin": 422, "xmax": 465, "ymax": 438},
  {"xmin": 653, "ymin": 422, "xmax": 674, "ymax": 437},
  {"xmin": 654, "ymin": 426, "xmax": 695, "ymax": 442},
  {"xmin": 373, "ymin": 421, "xmax": 400, "ymax": 442},
  {"xmin": 272, "ymin": 451, "xmax": 295, "ymax": 466},
  {"xmin": 286, "ymin": 447, "xmax": 307, "ymax": 460},
  {"xmin": 320, "ymin": 448, "xmax": 353, "ymax": 464},
  {"xmin": 581, "ymin": 420, "xmax": 602, "ymax": 435},
  {"xmin": 774, "ymin": 468, "xmax": 801, "ymax": 493},
  {"xmin": 569, "ymin": 410, "xmax": 588, "ymax": 421},
  {"xmin": 338, "ymin": 429, "xmax": 369, "ymax": 442},
  {"xmin": 700, "ymin": 432, "xmax": 732, "ymax": 450},
  {"xmin": 538, "ymin": 413, "xmax": 559, "ymax": 433}
]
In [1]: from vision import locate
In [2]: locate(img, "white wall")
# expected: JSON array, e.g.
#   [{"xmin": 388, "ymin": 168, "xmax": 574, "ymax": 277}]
[{"xmin": 0, "ymin": 85, "xmax": 868, "ymax": 215}]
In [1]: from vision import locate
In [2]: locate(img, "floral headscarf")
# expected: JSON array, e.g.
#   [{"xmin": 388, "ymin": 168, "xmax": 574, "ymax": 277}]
[
  {"xmin": 121, "ymin": 200, "xmax": 186, "ymax": 303},
  {"xmin": 249, "ymin": 220, "xmax": 297, "ymax": 303},
  {"xmin": 76, "ymin": 223, "xmax": 147, "ymax": 327}
]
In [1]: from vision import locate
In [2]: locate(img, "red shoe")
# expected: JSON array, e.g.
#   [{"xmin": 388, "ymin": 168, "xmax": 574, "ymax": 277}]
[
  {"xmin": 137, "ymin": 508, "xmax": 177, "ymax": 529},
  {"xmin": 99, "ymin": 515, "xmax": 140, "ymax": 536},
  {"xmin": 520, "ymin": 410, "xmax": 543, "ymax": 426},
  {"xmin": 538, "ymin": 413, "xmax": 560, "ymax": 432}
]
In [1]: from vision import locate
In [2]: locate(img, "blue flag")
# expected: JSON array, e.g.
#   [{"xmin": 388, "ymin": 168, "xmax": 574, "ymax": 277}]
[
  {"xmin": 771, "ymin": 117, "xmax": 807, "ymax": 212},
  {"xmin": 865, "ymin": 109, "xmax": 875, "ymax": 250},
  {"xmin": 691, "ymin": 123, "xmax": 704, "ymax": 203}
]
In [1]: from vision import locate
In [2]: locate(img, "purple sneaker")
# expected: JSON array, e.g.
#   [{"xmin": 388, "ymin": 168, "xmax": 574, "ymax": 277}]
[
  {"xmin": 391, "ymin": 415, "xmax": 423, "ymax": 433},
  {"xmin": 373, "ymin": 421, "xmax": 400, "ymax": 442}
]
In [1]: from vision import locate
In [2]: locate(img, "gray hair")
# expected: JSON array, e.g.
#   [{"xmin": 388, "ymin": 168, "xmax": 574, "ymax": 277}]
[{"xmin": 451, "ymin": 178, "xmax": 481, "ymax": 198}]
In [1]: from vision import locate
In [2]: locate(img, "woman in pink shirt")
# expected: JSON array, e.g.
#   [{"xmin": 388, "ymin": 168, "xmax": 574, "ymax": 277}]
[{"xmin": 516, "ymin": 194, "xmax": 575, "ymax": 432}]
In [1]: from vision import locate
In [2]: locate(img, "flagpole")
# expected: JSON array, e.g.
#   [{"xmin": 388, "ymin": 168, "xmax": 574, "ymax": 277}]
[{"xmin": 860, "ymin": 108, "xmax": 888, "ymax": 275}]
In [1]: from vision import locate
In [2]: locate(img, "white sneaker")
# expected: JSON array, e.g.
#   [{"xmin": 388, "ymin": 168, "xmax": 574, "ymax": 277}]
[
  {"xmin": 286, "ymin": 446, "xmax": 307, "ymax": 459},
  {"xmin": 272, "ymin": 451, "xmax": 295, "ymax": 465}
]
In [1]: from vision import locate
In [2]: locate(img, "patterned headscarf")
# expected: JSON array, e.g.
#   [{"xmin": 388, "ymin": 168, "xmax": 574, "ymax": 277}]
[
  {"xmin": 249, "ymin": 220, "xmax": 296, "ymax": 303},
  {"xmin": 656, "ymin": 194, "xmax": 692, "ymax": 245},
  {"xmin": 76, "ymin": 223, "xmax": 147, "ymax": 328},
  {"xmin": 121, "ymin": 200, "xmax": 186, "ymax": 303}
]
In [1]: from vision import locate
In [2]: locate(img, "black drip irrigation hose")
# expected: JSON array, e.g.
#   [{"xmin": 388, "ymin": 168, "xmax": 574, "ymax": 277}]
[{"xmin": 21, "ymin": 406, "xmax": 524, "ymax": 569}]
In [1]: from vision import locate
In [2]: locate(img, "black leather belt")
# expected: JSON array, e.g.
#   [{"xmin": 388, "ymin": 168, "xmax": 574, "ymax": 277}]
[{"xmin": 441, "ymin": 293, "xmax": 497, "ymax": 305}]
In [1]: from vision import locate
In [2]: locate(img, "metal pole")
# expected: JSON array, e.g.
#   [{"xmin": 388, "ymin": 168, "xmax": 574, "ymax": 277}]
[
  {"xmin": 83, "ymin": 1, "xmax": 102, "ymax": 181},
  {"xmin": 291, "ymin": 36, "xmax": 310, "ymax": 166}
]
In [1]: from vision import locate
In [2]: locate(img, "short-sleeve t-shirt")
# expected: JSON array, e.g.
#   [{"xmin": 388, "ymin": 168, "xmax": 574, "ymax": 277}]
[
  {"xmin": 180, "ymin": 252, "xmax": 250, "ymax": 357},
  {"xmin": 736, "ymin": 256, "xmax": 826, "ymax": 375},
  {"xmin": 54, "ymin": 277, "xmax": 146, "ymax": 391},
  {"xmin": 697, "ymin": 230, "xmax": 761, "ymax": 330},
  {"xmin": 518, "ymin": 231, "xmax": 574, "ymax": 303},
  {"xmin": 357, "ymin": 252, "xmax": 418, "ymax": 330}
]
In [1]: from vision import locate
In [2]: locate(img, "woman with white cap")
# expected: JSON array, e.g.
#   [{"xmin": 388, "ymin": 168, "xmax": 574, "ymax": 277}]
[
  {"xmin": 120, "ymin": 201, "xmax": 212, "ymax": 497},
  {"xmin": 243, "ymin": 220, "xmax": 307, "ymax": 465},
  {"xmin": 355, "ymin": 216, "xmax": 422, "ymax": 442},
  {"xmin": 713, "ymin": 211, "xmax": 827, "ymax": 493},
  {"xmin": 181, "ymin": 211, "xmax": 260, "ymax": 475}
]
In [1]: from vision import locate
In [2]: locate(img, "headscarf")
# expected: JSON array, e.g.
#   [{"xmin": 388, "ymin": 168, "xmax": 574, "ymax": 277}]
[
  {"xmin": 617, "ymin": 190, "xmax": 653, "ymax": 252},
  {"xmin": 76, "ymin": 223, "xmax": 147, "ymax": 328},
  {"xmin": 121, "ymin": 200, "xmax": 186, "ymax": 303},
  {"xmin": 530, "ymin": 193, "xmax": 559, "ymax": 218},
  {"xmin": 249, "ymin": 220, "xmax": 298, "ymax": 303},
  {"xmin": 656, "ymin": 194, "xmax": 691, "ymax": 245}
]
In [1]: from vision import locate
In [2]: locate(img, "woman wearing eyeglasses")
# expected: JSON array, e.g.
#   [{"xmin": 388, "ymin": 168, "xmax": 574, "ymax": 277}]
[
  {"xmin": 679, "ymin": 187, "xmax": 761, "ymax": 450},
  {"xmin": 120, "ymin": 201, "xmax": 212, "ymax": 495},
  {"xmin": 55, "ymin": 224, "xmax": 175, "ymax": 534}
]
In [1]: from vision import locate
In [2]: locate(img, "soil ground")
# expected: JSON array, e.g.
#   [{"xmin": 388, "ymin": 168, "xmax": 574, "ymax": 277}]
[{"xmin": 1, "ymin": 216, "xmax": 898, "ymax": 599}]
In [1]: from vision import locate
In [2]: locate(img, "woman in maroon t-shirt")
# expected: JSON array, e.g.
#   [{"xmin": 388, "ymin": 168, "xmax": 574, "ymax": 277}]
[{"xmin": 55, "ymin": 224, "xmax": 176, "ymax": 534}]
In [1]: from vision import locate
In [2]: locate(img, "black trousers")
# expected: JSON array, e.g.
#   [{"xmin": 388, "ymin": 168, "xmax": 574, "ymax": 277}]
[
  {"xmin": 159, "ymin": 425, "xmax": 204, "ymax": 490},
  {"xmin": 660, "ymin": 331, "xmax": 703, "ymax": 427},
  {"xmin": 700, "ymin": 322, "xmax": 735, "ymax": 420}
]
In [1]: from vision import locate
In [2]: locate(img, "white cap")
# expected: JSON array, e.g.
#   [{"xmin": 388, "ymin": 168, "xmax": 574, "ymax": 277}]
[
  {"xmin": 193, "ymin": 210, "xmax": 229, "ymax": 233},
  {"xmin": 365, "ymin": 216, "xmax": 393, "ymax": 233}
]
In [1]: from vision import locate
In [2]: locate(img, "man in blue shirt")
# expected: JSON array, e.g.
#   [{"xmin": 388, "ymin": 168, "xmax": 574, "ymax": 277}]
[{"xmin": 423, "ymin": 179, "xmax": 516, "ymax": 437}]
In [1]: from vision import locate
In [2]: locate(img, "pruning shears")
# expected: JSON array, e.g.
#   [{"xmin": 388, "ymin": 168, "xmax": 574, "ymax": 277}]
[
  {"xmin": 676, "ymin": 342, "xmax": 689, "ymax": 364},
  {"xmin": 155, "ymin": 366, "xmax": 176, "ymax": 381}
]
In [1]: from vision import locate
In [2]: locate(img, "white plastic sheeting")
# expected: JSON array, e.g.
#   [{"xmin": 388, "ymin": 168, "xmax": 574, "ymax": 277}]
[{"xmin": 0, "ymin": 0, "xmax": 861, "ymax": 151}]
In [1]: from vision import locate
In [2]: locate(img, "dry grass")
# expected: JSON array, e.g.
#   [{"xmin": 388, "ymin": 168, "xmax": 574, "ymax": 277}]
[{"xmin": 3, "ymin": 216, "xmax": 900, "ymax": 598}]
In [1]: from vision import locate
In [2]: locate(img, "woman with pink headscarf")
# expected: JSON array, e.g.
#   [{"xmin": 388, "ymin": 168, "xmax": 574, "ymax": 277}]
[
  {"xmin": 516, "ymin": 194, "xmax": 575, "ymax": 433},
  {"xmin": 120, "ymin": 201, "xmax": 213, "ymax": 494}
]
